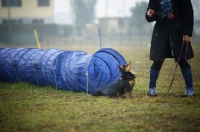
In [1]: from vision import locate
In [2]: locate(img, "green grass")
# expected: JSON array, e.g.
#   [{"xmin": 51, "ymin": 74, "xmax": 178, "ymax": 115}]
[{"xmin": 0, "ymin": 45, "xmax": 200, "ymax": 132}]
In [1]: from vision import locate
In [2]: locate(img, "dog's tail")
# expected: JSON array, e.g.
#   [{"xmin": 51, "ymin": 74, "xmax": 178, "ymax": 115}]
[{"xmin": 91, "ymin": 91, "xmax": 107, "ymax": 96}]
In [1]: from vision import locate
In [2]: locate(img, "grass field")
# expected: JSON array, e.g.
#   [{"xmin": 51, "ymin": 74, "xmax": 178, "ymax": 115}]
[{"xmin": 0, "ymin": 44, "xmax": 200, "ymax": 132}]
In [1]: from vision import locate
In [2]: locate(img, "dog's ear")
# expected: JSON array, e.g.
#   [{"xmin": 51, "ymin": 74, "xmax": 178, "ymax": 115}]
[
  {"xmin": 118, "ymin": 64, "xmax": 124, "ymax": 69},
  {"xmin": 128, "ymin": 61, "xmax": 132, "ymax": 67}
]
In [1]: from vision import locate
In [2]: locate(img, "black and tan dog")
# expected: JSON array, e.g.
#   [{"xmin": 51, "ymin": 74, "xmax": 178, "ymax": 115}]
[
  {"xmin": 92, "ymin": 61, "xmax": 136, "ymax": 98},
  {"xmin": 107, "ymin": 61, "xmax": 136, "ymax": 98}
]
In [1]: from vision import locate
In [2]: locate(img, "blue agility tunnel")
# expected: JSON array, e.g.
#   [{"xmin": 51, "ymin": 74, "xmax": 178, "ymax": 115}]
[{"xmin": 0, "ymin": 48, "xmax": 126, "ymax": 94}]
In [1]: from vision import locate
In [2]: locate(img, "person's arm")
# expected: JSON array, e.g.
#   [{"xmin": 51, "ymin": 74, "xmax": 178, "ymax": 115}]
[
  {"xmin": 181, "ymin": 0, "xmax": 194, "ymax": 42},
  {"xmin": 145, "ymin": 0, "xmax": 158, "ymax": 22}
]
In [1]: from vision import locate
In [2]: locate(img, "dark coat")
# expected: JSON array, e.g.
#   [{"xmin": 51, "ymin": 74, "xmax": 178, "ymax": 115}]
[{"xmin": 145, "ymin": 0, "xmax": 194, "ymax": 62}]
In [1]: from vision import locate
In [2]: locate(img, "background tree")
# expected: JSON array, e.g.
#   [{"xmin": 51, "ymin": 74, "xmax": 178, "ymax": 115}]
[
  {"xmin": 191, "ymin": 0, "xmax": 200, "ymax": 37},
  {"xmin": 130, "ymin": 2, "xmax": 149, "ymax": 44},
  {"xmin": 191, "ymin": 0, "xmax": 200, "ymax": 20},
  {"xmin": 70, "ymin": 0, "xmax": 97, "ymax": 28}
]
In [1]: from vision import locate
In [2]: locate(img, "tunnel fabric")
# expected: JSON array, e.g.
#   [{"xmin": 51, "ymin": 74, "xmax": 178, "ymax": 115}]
[{"xmin": 0, "ymin": 48, "xmax": 126, "ymax": 94}]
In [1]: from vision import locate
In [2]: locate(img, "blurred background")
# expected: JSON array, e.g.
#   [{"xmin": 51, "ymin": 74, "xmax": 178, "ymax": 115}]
[{"xmin": 0, "ymin": 0, "xmax": 199, "ymax": 48}]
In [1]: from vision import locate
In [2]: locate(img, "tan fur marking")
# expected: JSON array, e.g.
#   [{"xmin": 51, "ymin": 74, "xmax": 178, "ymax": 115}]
[
  {"xmin": 129, "ymin": 80, "xmax": 135, "ymax": 98},
  {"xmin": 124, "ymin": 89, "xmax": 130, "ymax": 98}
]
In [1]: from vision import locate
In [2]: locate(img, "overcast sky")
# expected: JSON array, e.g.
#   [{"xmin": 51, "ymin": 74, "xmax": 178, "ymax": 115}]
[{"xmin": 54, "ymin": 0, "xmax": 148, "ymax": 24}]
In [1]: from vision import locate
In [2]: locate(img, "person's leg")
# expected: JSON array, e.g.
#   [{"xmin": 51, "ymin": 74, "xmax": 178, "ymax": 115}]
[
  {"xmin": 148, "ymin": 61, "xmax": 164, "ymax": 95},
  {"xmin": 179, "ymin": 61, "xmax": 194, "ymax": 96}
]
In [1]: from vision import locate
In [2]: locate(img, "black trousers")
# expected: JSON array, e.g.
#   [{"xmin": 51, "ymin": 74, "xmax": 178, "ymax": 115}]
[{"xmin": 151, "ymin": 60, "xmax": 191, "ymax": 71}]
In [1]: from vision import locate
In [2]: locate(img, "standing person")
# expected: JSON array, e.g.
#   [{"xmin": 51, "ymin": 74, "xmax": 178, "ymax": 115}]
[{"xmin": 145, "ymin": 0, "xmax": 194, "ymax": 96}]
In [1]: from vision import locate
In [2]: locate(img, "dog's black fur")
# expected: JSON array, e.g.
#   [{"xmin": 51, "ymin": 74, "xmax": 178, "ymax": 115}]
[
  {"xmin": 91, "ymin": 62, "xmax": 136, "ymax": 98},
  {"xmin": 107, "ymin": 71, "xmax": 136, "ymax": 98}
]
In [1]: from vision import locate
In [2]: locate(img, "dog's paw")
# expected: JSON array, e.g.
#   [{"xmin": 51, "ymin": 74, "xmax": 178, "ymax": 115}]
[{"xmin": 121, "ymin": 95, "xmax": 126, "ymax": 98}]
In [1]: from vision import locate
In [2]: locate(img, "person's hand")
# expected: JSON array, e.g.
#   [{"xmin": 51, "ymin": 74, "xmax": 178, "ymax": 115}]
[
  {"xmin": 147, "ymin": 9, "xmax": 155, "ymax": 17},
  {"xmin": 183, "ymin": 35, "xmax": 190, "ymax": 43}
]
